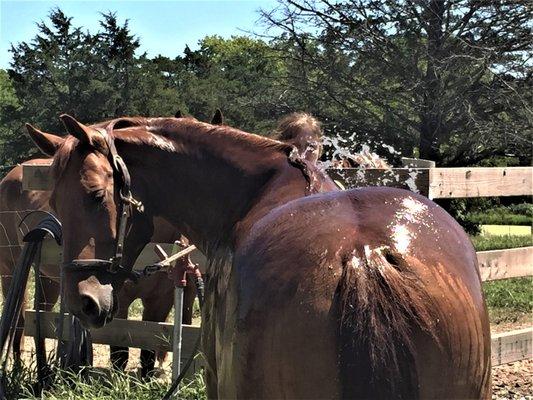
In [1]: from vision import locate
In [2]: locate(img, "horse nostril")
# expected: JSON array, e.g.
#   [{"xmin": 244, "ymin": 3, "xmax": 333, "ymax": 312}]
[{"xmin": 80, "ymin": 295, "xmax": 101, "ymax": 319}]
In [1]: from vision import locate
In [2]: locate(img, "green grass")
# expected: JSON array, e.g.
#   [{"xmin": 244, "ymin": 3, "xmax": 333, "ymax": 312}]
[
  {"xmin": 468, "ymin": 212, "xmax": 531, "ymax": 225},
  {"xmin": 483, "ymin": 277, "xmax": 533, "ymax": 324},
  {"xmin": 2, "ymin": 363, "xmax": 207, "ymax": 400},
  {"xmin": 471, "ymin": 234, "xmax": 532, "ymax": 251},
  {"xmin": 473, "ymin": 233, "xmax": 532, "ymax": 323},
  {"xmin": 467, "ymin": 204, "xmax": 532, "ymax": 226}
]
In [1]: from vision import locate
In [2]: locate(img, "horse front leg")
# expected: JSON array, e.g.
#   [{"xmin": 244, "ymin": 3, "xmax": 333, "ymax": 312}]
[{"xmin": 140, "ymin": 294, "xmax": 173, "ymax": 378}]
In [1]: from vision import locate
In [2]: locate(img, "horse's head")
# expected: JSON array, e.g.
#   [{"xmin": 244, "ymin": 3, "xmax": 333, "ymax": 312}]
[
  {"xmin": 275, "ymin": 112, "xmax": 323, "ymax": 164},
  {"xmin": 26, "ymin": 115, "xmax": 153, "ymax": 328}
]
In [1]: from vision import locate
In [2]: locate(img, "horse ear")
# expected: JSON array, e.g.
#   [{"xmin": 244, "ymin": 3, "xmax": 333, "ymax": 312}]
[
  {"xmin": 175, "ymin": 109, "xmax": 183, "ymax": 118},
  {"xmin": 25, "ymin": 124, "xmax": 64, "ymax": 156},
  {"xmin": 211, "ymin": 109, "xmax": 224, "ymax": 125},
  {"xmin": 59, "ymin": 114, "xmax": 99, "ymax": 146}
]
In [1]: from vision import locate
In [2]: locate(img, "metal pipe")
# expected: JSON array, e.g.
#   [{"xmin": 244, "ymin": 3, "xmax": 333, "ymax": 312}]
[{"xmin": 172, "ymin": 287, "xmax": 184, "ymax": 381}]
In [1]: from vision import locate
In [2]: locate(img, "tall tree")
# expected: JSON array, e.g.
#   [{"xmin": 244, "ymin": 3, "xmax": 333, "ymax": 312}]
[
  {"xmin": 178, "ymin": 35, "xmax": 288, "ymax": 133},
  {"xmin": 2, "ymin": 9, "xmax": 146, "ymax": 166},
  {"xmin": 0, "ymin": 70, "xmax": 22, "ymax": 170},
  {"xmin": 262, "ymin": 0, "xmax": 533, "ymax": 165}
]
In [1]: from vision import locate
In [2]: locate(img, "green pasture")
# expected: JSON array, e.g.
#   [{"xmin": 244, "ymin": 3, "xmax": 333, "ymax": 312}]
[{"xmin": 471, "ymin": 233, "xmax": 532, "ymax": 251}]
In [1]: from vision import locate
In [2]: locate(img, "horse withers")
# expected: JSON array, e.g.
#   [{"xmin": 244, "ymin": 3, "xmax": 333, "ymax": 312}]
[{"xmin": 26, "ymin": 114, "xmax": 490, "ymax": 399}]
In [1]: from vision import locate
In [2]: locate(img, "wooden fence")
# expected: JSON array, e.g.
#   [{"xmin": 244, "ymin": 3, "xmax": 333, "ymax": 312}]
[{"xmin": 18, "ymin": 164, "xmax": 533, "ymax": 370}]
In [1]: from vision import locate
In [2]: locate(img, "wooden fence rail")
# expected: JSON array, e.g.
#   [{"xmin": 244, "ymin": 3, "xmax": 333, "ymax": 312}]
[
  {"xmin": 25, "ymin": 311, "xmax": 532, "ymax": 368},
  {"xmin": 36, "ymin": 239, "xmax": 532, "ymax": 282},
  {"xmin": 478, "ymin": 247, "xmax": 532, "ymax": 281},
  {"xmin": 22, "ymin": 164, "xmax": 533, "ymax": 199},
  {"xmin": 16, "ymin": 163, "xmax": 533, "ymax": 369}
]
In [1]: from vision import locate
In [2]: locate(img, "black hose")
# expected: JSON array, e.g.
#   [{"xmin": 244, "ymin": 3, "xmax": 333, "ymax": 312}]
[
  {"xmin": 0, "ymin": 214, "xmax": 62, "ymax": 399},
  {"xmin": 0, "ymin": 242, "xmax": 38, "ymax": 400},
  {"xmin": 33, "ymin": 242, "xmax": 49, "ymax": 393},
  {"xmin": 162, "ymin": 275, "xmax": 205, "ymax": 400}
]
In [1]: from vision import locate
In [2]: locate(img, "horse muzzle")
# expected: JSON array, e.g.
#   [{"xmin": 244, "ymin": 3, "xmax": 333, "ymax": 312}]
[{"xmin": 62, "ymin": 259, "xmax": 133, "ymax": 328}]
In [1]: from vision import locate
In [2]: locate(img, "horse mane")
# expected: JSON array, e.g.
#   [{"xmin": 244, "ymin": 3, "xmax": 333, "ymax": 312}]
[
  {"xmin": 52, "ymin": 117, "xmax": 316, "ymax": 193},
  {"xmin": 273, "ymin": 112, "xmax": 322, "ymax": 141},
  {"xmin": 145, "ymin": 118, "xmax": 294, "ymax": 153}
]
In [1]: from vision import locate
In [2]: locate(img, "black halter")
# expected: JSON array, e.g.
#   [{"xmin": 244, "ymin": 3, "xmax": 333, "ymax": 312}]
[{"xmin": 62, "ymin": 124, "xmax": 143, "ymax": 282}]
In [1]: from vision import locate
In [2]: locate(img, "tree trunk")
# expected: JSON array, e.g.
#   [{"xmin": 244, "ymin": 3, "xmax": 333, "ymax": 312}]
[{"xmin": 419, "ymin": 0, "xmax": 446, "ymax": 163}]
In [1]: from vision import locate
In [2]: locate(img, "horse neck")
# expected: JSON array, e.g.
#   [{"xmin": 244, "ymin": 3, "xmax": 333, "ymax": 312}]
[{"xmin": 117, "ymin": 133, "xmax": 310, "ymax": 257}]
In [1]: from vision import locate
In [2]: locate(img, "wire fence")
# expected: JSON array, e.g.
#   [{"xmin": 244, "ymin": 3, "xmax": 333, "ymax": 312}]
[{"xmin": 0, "ymin": 210, "xmax": 60, "ymax": 279}]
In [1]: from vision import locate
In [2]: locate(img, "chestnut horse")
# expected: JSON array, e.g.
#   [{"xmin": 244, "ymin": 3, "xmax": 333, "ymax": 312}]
[
  {"xmin": 0, "ymin": 163, "xmax": 193, "ymax": 376},
  {"xmin": 27, "ymin": 115, "xmax": 490, "ymax": 399},
  {"xmin": 0, "ymin": 109, "xmax": 226, "ymax": 373}
]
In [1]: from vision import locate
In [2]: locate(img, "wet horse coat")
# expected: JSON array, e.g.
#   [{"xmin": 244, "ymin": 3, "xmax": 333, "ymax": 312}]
[{"xmin": 27, "ymin": 115, "xmax": 490, "ymax": 398}]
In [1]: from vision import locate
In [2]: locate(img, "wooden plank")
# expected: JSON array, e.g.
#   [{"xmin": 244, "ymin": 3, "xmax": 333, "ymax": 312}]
[
  {"xmin": 133, "ymin": 243, "xmax": 207, "ymax": 274},
  {"xmin": 23, "ymin": 164, "xmax": 533, "ymax": 199},
  {"xmin": 40, "ymin": 240, "xmax": 208, "ymax": 274},
  {"xmin": 401, "ymin": 157, "xmax": 436, "ymax": 168},
  {"xmin": 133, "ymin": 243, "xmax": 175, "ymax": 269},
  {"xmin": 492, "ymin": 327, "xmax": 533, "ymax": 366},
  {"xmin": 22, "ymin": 163, "xmax": 53, "ymax": 191},
  {"xmin": 23, "ymin": 164, "xmax": 432, "ymax": 195},
  {"xmin": 327, "ymin": 168, "xmax": 430, "ymax": 195},
  {"xmin": 479, "ymin": 247, "xmax": 533, "ymax": 281},
  {"xmin": 42, "ymin": 240, "xmax": 531, "ymax": 281},
  {"xmin": 24, "ymin": 310, "xmax": 200, "ymax": 357},
  {"xmin": 429, "ymin": 167, "xmax": 533, "ymax": 199},
  {"xmin": 25, "ymin": 311, "xmax": 533, "ymax": 366}
]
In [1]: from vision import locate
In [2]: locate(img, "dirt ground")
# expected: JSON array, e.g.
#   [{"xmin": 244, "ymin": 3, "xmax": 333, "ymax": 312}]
[{"xmin": 492, "ymin": 359, "xmax": 532, "ymax": 399}]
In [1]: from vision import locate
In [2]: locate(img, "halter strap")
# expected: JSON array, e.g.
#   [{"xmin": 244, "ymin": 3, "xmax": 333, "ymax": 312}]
[{"xmin": 63, "ymin": 125, "xmax": 143, "ymax": 281}]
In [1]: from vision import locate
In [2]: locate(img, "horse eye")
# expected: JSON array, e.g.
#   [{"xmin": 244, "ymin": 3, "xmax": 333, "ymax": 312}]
[{"xmin": 90, "ymin": 190, "xmax": 106, "ymax": 203}]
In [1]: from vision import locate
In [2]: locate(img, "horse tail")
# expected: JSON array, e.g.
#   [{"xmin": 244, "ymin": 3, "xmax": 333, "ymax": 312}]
[{"xmin": 337, "ymin": 245, "xmax": 441, "ymax": 399}]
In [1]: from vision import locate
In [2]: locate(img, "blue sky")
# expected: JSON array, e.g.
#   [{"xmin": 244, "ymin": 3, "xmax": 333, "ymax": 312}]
[{"xmin": 0, "ymin": 0, "xmax": 277, "ymax": 68}]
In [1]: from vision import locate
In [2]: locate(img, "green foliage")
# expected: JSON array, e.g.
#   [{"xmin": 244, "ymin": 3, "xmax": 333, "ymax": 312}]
[
  {"xmin": 177, "ymin": 370, "xmax": 207, "ymax": 400},
  {"xmin": 466, "ymin": 203, "xmax": 533, "ymax": 225},
  {"xmin": 0, "ymin": 70, "xmax": 19, "ymax": 109},
  {"xmin": 483, "ymin": 277, "xmax": 533, "ymax": 323},
  {"xmin": 0, "ymin": 9, "xmax": 177, "ymax": 168},
  {"xmin": 468, "ymin": 211, "xmax": 532, "ymax": 226},
  {"xmin": 177, "ymin": 35, "xmax": 287, "ymax": 133},
  {"xmin": 471, "ymin": 234, "xmax": 532, "ymax": 251},
  {"xmin": 263, "ymin": 1, "xmax": 533, "ymax": 165},
  {"xmin": 508, "ymin": 203, "xmax": 533, "ymax": 217},
  {"xmin": 2, "ymin": 4, "xmax": 531, "ymax": 168},
  {"xmin": 440, "ymin": 199, "xmax": 481, "ymax": 235},
  {"xmin": 0, "ymin": 359, "xmax": 38, "ymax": 400}
]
